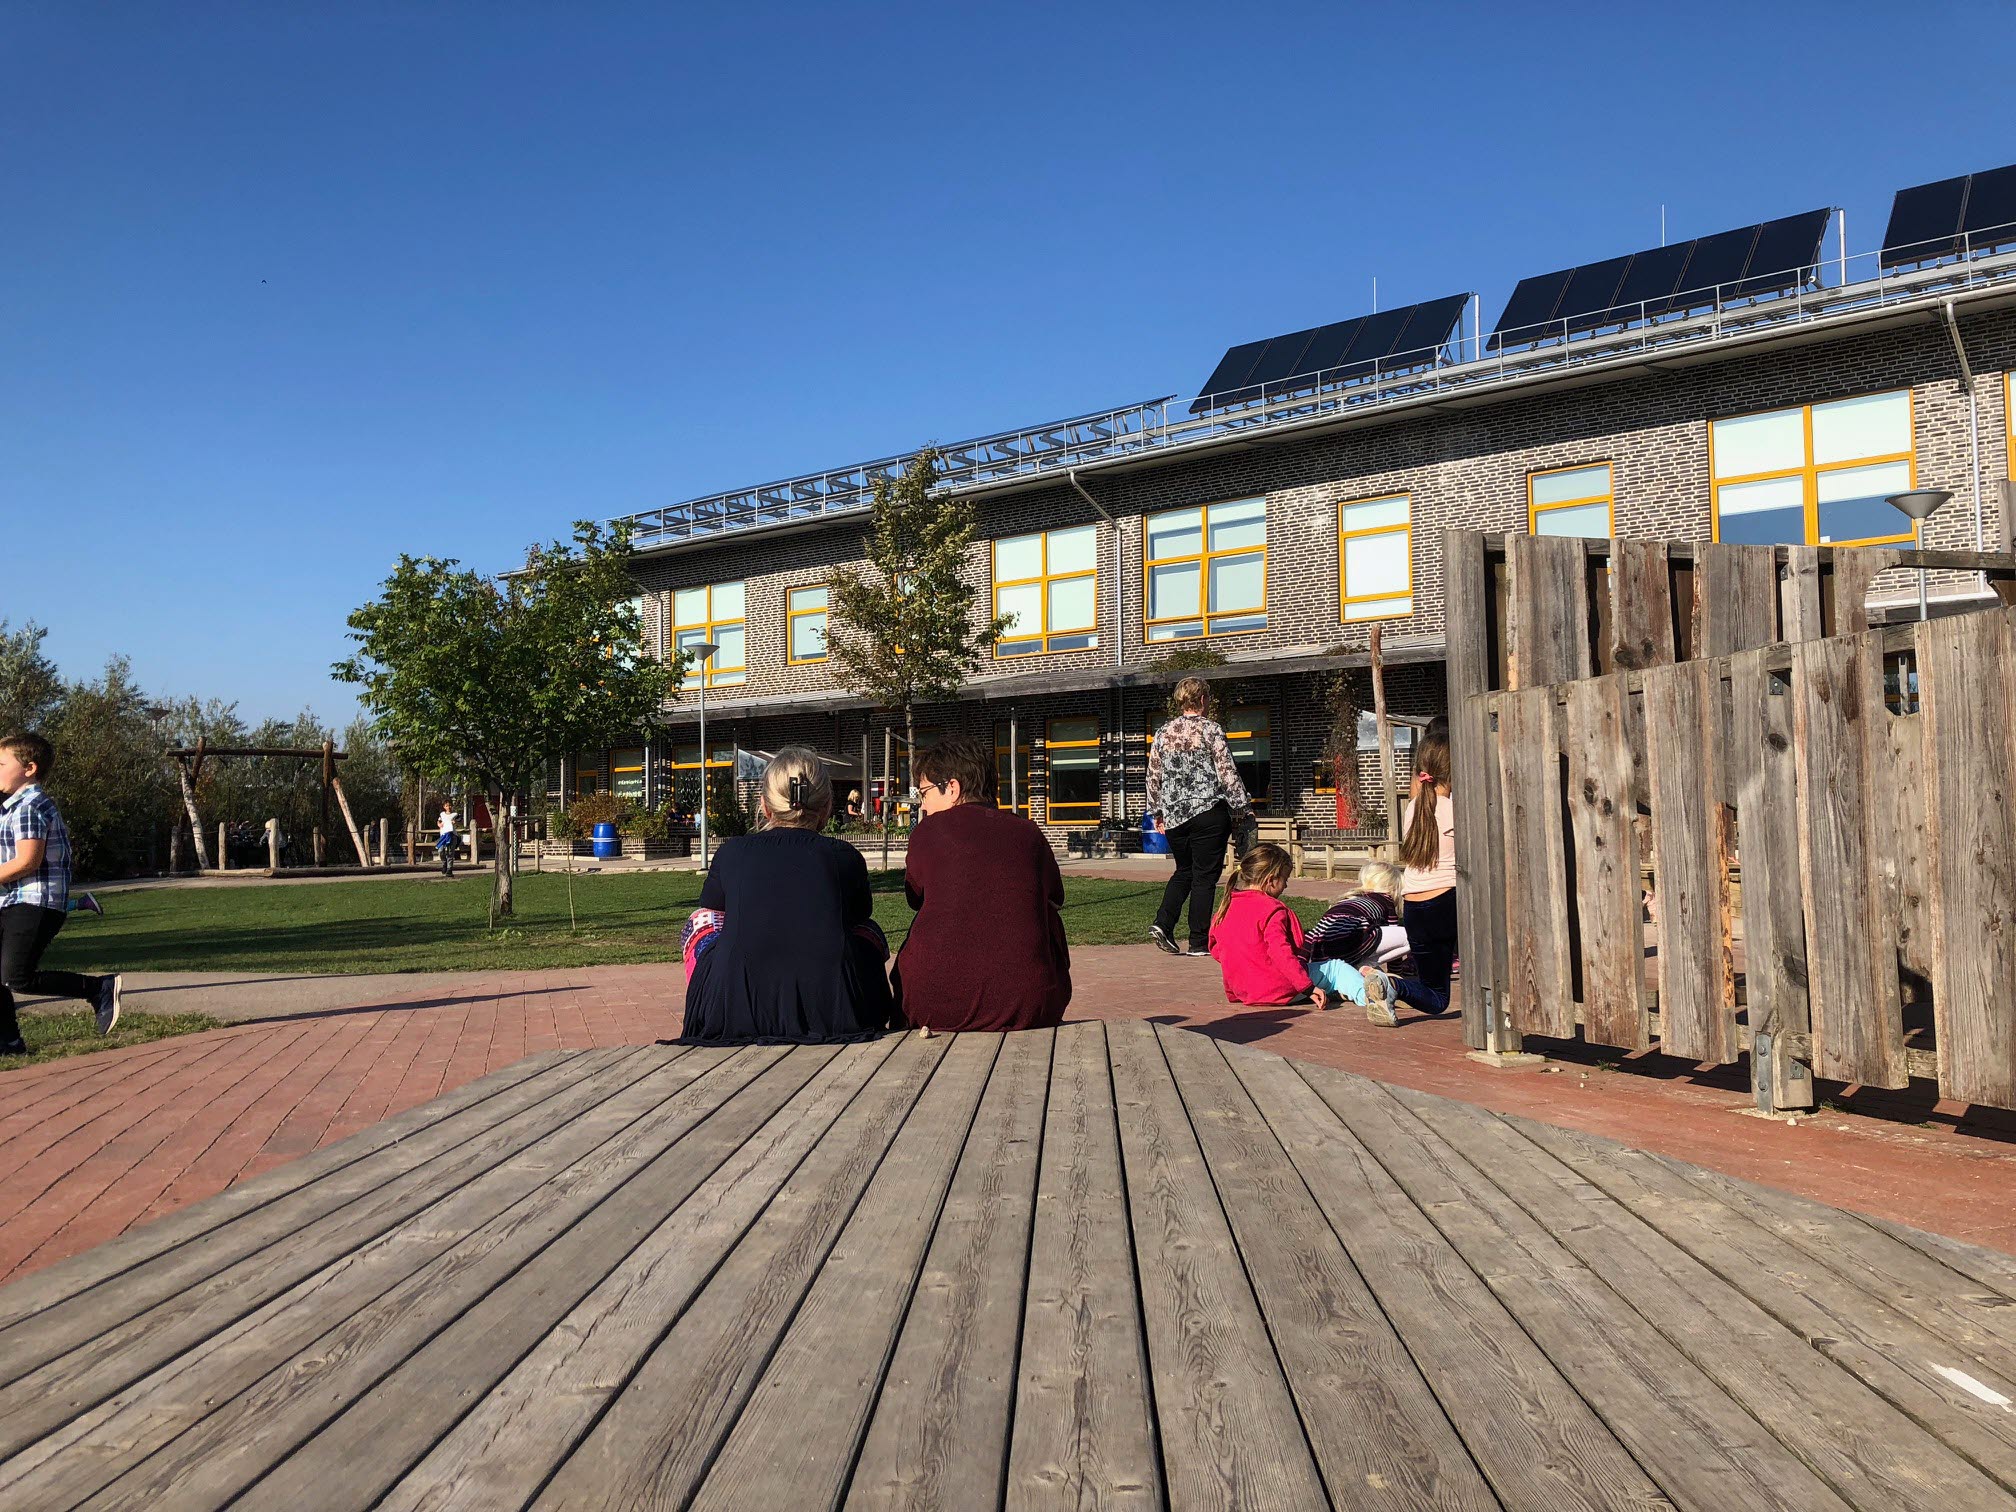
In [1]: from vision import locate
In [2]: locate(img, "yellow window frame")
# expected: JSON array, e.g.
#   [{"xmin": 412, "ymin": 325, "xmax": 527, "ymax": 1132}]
[
  {"xmin": 994, "ymin": 721, "xmax": 1031, "ymax": 817},
  {"xmin": 1044, "ymin": 717, "xmax": 1102, "ymax": 826},
  {"xmin": 1708, "ymin": 390, "xmax": 1919, "ymax": 548},
  {"xmin": 1337, "ymin": 492, "xmax": 1414, "ymax": 621},
  {"xmin": 671, "ymin": 582, "xmax": 747, "ymax": 686},
  {"xmin": 993, "ymin": 530, "xmax": 1099, "ymax": 658},
  {"xmin": 1223, "ymin": 705, "xmax": 1273, "ymax": 810},
  {"xmin": 1143, "ymin": 500, "xmax": 1268, "ymax": 641},
  {"xmin": 609, "ymin": 747, "xmax": 645, "ymax": 797},
  {"xmin": 786, "ymin": 585, "xmax": 828, "ymax": 665},
  {"xmin": 1312, "ymin": 759, "xmax": 1338, "ymax": 796},
  {"xmin": 1527, "ymin": 463, "xmax": 1616, "ymax": 536}
]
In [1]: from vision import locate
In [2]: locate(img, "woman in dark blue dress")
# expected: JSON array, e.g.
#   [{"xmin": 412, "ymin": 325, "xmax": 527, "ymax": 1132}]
[{"xmin": 678, "ymin": 747, "xmax": 896, "ymax": 1044}]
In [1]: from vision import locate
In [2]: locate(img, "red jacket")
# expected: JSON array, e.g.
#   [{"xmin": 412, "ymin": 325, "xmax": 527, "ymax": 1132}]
[{"xmin": 1208, "ymin": 888, "xmax": 1312, "ymax": 1005}]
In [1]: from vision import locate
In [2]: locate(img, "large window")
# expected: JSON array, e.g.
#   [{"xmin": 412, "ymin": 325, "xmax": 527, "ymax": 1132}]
[
  {"xmin": 573, "ymin": 751, "xmax": 607, "ymax": 797},
  {"xmin": 1044, "ymin": 716, "xmax": 1101, "ymax": 825},
  {"xmin": 995, "ymin": 527, "xmax": 1098, "ymax": 656},
  {"xmin": 1711, "ymin": 390, "xmax": 1916, "ymax": 547},
  {"xmin": 610, "ymin": 747, "xmax": 645, "ymax": 800},
  {"xmin": 1529, "ymin": 463, "xmax": 1614, "ymax": 538},
  {"xmin": 672, "ymin": 582, "xmax": 746, "ymax": 686},
  {"xmin": 1338, "ymin": 494, "xmax": 1412, "ymax": 621},
  {"xmin": 669, "ymin": 741, "xmax": 734, "ymax": 812},
  {"xmin": 1224, "ymin": 706, "xmax": 1273, "ymax": 809},
  {"xmin": 786, "ymin": 585, "xmax": 828, "ymax": 664},
  {"xmin": 994, "ymin": 721, "xmax": 1031, "ymax": 816},
  {"xmin": 1145, "ymin": 498, "xmax": 1267, "ymax": 641}
]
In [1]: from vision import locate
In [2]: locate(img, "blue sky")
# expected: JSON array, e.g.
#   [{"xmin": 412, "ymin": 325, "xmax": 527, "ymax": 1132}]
[{"xmin": 5, "ymin": 1, "xmax": 2008, "ymax": 723}]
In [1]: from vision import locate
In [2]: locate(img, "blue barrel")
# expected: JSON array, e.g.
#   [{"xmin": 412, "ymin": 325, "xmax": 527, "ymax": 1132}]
[
  {"xmin": 592, "ymin": 821, "xmax": 619, "ymax": 859},
  {"xmin": 1141, "ymin": 813, "xmax": 1169, "ymax": 855}
]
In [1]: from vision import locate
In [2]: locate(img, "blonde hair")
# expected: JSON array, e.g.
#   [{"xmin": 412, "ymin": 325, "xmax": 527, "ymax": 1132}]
[
  {"xmin": 761, "ymin": 746, "xmax": 832, "ymax": 830},
  {"xmin": 1354, "ymin": 861, "xmax": 1402, "ymax": 898},
  {"xmin": 1171, "ymin": 676, "xmax": 1212, "ymax": 716},
  {"xmin": 1213, "ymin": 842, "xmax": 1294, "ymax": 924}
]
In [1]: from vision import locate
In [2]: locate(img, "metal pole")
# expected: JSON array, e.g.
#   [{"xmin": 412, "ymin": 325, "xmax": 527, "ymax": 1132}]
[
  {"xmin": 1837, "ymin": 207, "xmax": 1848, "ymax": 289},
  {"xmin": 1009, "ymin": 710, "xmax": 1021, "ymax": 813},
  {"xmin": 881, "ymin": 725, "xmax": 894, "ymax": 871},
  {"xmin": 697, "ymin": 675, "xmax": 710, "ymax": 870}
]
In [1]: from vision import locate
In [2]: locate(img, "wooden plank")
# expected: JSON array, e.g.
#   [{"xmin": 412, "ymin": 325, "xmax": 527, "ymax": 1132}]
[
  {"xmin": 1103, "ymin": 1019, "xmax": 1327, "ymax": 1510},
  {"xmin": 0, "ymin": 1047, "xmax": 737, "ymax": 1504},
  {"xmin": 1645, "ymin": 662, "xmax": 1737, "ymax": 1063},
  {"xmin": 1608, "ymin": 537, "xmax": 1677, "ymax": 670},
  {"xmin": 1004, "ymin": 1022, "xmax": 1161, "ymax": 1512},
  {"xmin": 1884, "ymin": 705, "xmax": 1933, "ymax": 984},
  {"xmin": 1793, "ymin": 633, "xmax": 1907, "ymax": 1089},
  {"xmin": 0, "ymin": 1056, "xmax": 584, "ymax": 1338},
  {"xmin": 1782, "ymin": 545, "xmax": 1825, "ymax": 643},
  {"xmin": 0, "ymin": 1045, "xmax": 657, "ymax": 1411},
  {"xmin": 1729, "ymin": 650, "xmax": 1815, "ymax": 1110},
  {"xmin": 532, "ymin": 1032, "xmax": 955, "ymax": 1511},
  {"xmin": 1506, "ymin": 533, "xmax": 1593, "ymax": 687},
  {"xmin": 1694, "ymin": 542, "xmax": 1780, "ymax": 657},
  {"xmin": 1389, "ymin": 1085, "xmax": 2013, "ymax": 1512},
  {"xmin": 1155, "ymin": 1028, "xmax": 1497, "ymax": 1509},
  {"xmin": 683, "ymin": 1036, "xmax": 1004, "ymax": 1512},
  {"xmin": 1496, "ymin": 686, "xmax": 1575, "ymax": 1038},
  {"xmin": 1919, "ymin": 608, "xmax": 2016, "ymax": 1108},
  {"xmin": 1563, "ymin": 676, "xmax": 1649, "ymax": 1049},
  {"xmin": 1443, "ymin": 530, "xmax": 1502, "ymax": 1051},
  {"xmin": 1222, "ymin": 1045, "xmax": 1664, "ymax": 1511},
  {"xmin": 1831, "ymin": 547, "xmax": 1897, "ymax": 634},
  {"xmin": 847, "ymin": 1030, "xmax": 1054, "ymax": 1511},
  {"xmin": 269, "ymin": 1041, "xmax": 898, "ymax": 1512},
  {"xmin": 1296, "ymin": 1061, "xmax": 1853, "ymax": 1511}
]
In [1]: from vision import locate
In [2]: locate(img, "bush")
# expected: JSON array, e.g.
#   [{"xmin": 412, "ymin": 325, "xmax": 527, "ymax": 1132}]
[
  {"xmin": 568, "ymin": 791, "xmax": 634, "ymax": 831},
  {"xmin": 621, "ymin": 806, "xmax": 671, "ymax": 842},
  {"xmin": 547, "ymin": 808, "xmax": 578, "ymax": 840}
]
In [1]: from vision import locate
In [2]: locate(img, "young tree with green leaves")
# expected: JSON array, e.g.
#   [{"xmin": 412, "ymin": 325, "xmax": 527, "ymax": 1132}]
[
  {"xmin": 336, "ymin": 520, "xmax": 677, "ymax": 917},
  {"xmin": 827, "ymin": 449, "xmax": 1013, "ymax": 803}
]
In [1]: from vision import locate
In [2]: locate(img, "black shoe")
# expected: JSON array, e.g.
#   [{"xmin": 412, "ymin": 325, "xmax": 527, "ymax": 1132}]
[
  {"xmin": 94, "ymin": 975, "xmax": 123, "ymax": 1036},
  {"xmin": 1184, "ymin": 947, "xmax": 1213, "ymax": 958},
  {"xmin": 0, "ymin": 1038, "xmax": 27, "ymax": 1057},
  {"xmin": 1149, "ymin": 924, "xmax": 1181, "ymax": 955}
]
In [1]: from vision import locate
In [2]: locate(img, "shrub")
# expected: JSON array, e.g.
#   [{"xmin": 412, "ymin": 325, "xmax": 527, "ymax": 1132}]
[
  {"xmin": 547, "ymin": 808, "xmax": 578, "ymax": 840},
  {"xmin": 622, "ymin": 806, "xmax": 671, "ymax": 842},
  {"xmin": 568, "ymin": 791, "xmax": 634, "ymax": 831}
]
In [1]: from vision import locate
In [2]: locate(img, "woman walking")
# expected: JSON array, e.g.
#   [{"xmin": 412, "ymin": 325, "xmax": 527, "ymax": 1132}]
[
  {"xmin": 1361, "ymin": 731, "xmax": 1457, "ymax": 1026},
  {"xmin": 1146, "ymin": 677, "xmax": 1252, "ymax": 957}
]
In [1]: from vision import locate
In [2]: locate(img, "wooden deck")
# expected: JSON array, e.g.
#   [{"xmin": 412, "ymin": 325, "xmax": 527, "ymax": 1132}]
[{"xmin": 5, "ymin": 1021, "xmax": 2016, "ymax": 1510}]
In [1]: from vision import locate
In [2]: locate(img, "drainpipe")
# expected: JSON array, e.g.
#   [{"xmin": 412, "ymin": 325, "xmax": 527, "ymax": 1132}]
[
  {"xmin": 1067, "ymin": 468, "xmax": 1123, "ymax": 668},
  {"xmin": 1940, "ymin": 299, "xmax": 1988, "ymax": 593}
]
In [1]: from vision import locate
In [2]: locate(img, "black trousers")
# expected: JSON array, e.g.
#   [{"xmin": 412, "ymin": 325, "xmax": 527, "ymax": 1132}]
[
  {"xmin": 1, "ymin": 904, "xmax": 101, "ymax": 1045},
  {"xmin": 1396, "ymin": 889, "xmax": 1457, "ymax": 1014},
  {"xmin": 1154, "ymin": 802, "xmax": 1232, "ymax": 949}
]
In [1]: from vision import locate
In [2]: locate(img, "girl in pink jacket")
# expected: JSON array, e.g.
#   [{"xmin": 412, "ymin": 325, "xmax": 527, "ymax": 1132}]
[{"xmin": 1207, "ymin": 844, "xmax": 1313, "ymax": 1006}]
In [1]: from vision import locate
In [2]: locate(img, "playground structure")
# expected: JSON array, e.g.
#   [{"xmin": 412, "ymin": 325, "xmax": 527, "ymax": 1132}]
[
  {"xmin": 168, "ymin": 738, "xmax": 418, "ymax": 874},
  {"xmin": 1448, "ymin": 528, "xmax": 2016, "ymax": 1113}
]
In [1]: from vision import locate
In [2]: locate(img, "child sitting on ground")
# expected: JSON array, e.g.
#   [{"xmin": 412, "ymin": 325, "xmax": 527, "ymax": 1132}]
[
  {"xmin": 1206, "ymin": 843, "xmax": 1313, "ymax": 1007},
  {"xmin": 1303, "ymin": 861, "xmax": 1410, "ymax": 1012}
]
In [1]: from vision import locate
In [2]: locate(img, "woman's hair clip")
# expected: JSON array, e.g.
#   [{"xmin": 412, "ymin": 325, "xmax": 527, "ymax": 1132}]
[{"xmin": 789, "ymin": 774, "xmax": 806, "ymax": 808}]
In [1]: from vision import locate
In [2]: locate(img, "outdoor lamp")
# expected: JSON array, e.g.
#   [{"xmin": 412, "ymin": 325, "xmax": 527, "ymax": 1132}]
[
  {"xmin": 692, "ymin": 641, "xmax": 719, "ymax": 870},
  {"xmin": 1885, "ymin": 489, "xmax": 1953, "ymax": 622}
]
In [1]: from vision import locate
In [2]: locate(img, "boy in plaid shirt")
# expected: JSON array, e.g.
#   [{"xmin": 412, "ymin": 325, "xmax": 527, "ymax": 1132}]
[{"xmin": 0, "ymin": 733, "xmax": 122, "ymax": 1055}]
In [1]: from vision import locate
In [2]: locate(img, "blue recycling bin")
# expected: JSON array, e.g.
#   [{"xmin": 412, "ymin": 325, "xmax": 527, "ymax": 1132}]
[
  {"xmin": 591, "ymin": 821, "xmax": 619, "ymax": 860},
  {"xmin": 1140, "ymin": 814, "xmax": 1169, "ymax": 855}
]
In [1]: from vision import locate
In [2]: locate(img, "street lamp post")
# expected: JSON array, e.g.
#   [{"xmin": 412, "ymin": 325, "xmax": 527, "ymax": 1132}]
[
  {"xmin": 691, "ymin": 642, "xmax": 719, "ymax": 870},
  {"xmin": 1885, "ymin": 489, "xmax": 1955, "ymax": 622}
]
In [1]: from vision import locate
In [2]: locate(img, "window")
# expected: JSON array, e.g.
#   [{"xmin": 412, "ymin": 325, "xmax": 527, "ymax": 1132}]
[
  {"xmin": 1044, "ymin": 716, "xmax": 1101, "ymax": 825},
  {"xmin": 573, "ymin": 752, "xmax": 607, "ymax": 798},
  {"xmin": 995, "ymin": 526, "xmax": 1099, "ymax": 656},
  {"xmin": 610, "ymin": 747, "xmax": 645, "ymax": 800},
  {"xmin": 1710, "ymin": 390, "xmax": 1916, "ymax": 547},
  {"xmin": 1529, "ymin": 463, "xmax": 1614, "ymax": 538},
  {"xmin": 1313, "ymin": 760, "xmax": 1338, "ymax": 795},
  {"xmin": 1224, "ymin": 706, "xmax": 1272, "ymax": 809},
  {"xmin": 1145, "ymin": 498, "xmax": 1267, "ymax": 640},
  {"xmin": 787, "ymin": 585, "xmax": 828, "ymax": 664},
  {"xmin": 994, "ymin": 721, "xmax": 1031, "ymax": 817},
  {"xmin": 671, "ymin": 581, "xmax": 746, "ymax": 686},
  {"xmin": 1338, "ymin": 494, "xmax": 1413, "ymax": 620},
  {"xmin": 669, "ymin": 741, "xmax": 735, "ymax": 812}
]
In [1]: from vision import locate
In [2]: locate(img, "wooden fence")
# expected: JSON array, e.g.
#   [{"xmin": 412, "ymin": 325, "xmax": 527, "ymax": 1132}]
[{"xmin": 1446, "ymin": 530, "xmax": 2016, "ymax": 1111}]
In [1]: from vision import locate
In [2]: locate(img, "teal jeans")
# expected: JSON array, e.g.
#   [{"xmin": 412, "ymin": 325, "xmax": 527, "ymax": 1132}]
[{"xmin": 1308, "ymin": 957, "xmax": 1368, "ymax": 1004}]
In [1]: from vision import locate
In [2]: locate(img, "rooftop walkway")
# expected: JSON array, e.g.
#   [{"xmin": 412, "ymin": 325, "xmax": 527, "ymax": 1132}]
[{"xmin": 6, "ymin": 1022, "xmax": 2016, "ymax": 1508}]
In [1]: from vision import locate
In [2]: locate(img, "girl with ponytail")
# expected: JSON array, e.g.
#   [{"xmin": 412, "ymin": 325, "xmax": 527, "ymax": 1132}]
[{"xmin": 1358, "ymin": 731, "xmax": 1459, "ymax": 1027}]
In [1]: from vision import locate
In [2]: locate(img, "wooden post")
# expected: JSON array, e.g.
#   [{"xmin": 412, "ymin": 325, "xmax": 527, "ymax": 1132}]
[
  {"xmin": 178, "ymin": 747, "xmax": 213, "ymax": 871},
  {"xmin": 405, "ymin": 821, "xmax": 415, "ymax": 867},
  {"xmin": 330, "ymin": 774, "xmax": 370, "ymax": 866},
  {"xmin": 217, "ymin": 823, "xmax": 229, "ymax": 872},
  {"xmin": 320, "ymin": 738, "xmax": 334, "ymax": 854},
  {"xmin": 1371, "ymin": 624, "xmax": 1399, "ymax": 843},
  {"xmin": 267, "ymin": 818, "xmax": 281, "ymax": 871},
  {"xmin": 377, "ymin": 817, "xmax": 390, "ymax": 867},
  {"xmin": 313, "ymin": 827, "xmax": 326, "ymax": 865}
]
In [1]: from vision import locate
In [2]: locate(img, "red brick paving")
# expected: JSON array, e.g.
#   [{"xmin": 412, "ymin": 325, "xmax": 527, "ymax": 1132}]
[{"xmin": 3, "ymin": 949, "xmax": 2015, "ymax": 1288}]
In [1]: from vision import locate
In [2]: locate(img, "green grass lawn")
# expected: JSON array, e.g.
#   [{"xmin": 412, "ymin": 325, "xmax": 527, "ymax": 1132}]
[
  {"xmin": 42, "ymin": 871, "xmax": 1332, "ymax": 977},
  {"xmin": 1, "ymin": 1010, "xmax": 222, "ymax": 1070}
]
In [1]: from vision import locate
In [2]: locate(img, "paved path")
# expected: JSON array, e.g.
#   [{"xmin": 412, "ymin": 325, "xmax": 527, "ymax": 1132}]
[
  {"xmin": 5, "ymin": 948, "xmax": 2016, "ymax": 1290},
  {"xmin": 10, "ymin": 1022, "xmax": 2016, "ymax": 1510}
]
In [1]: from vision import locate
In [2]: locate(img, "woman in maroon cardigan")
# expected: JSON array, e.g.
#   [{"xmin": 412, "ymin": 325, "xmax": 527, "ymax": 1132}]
[{"xmin": 892, "ymin": 735, "xmax": 1072, "ymax": 1033}]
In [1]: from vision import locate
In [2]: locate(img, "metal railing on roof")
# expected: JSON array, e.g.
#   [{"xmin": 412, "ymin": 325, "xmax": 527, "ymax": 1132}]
[{"xmin": 616, "ymin": 226, "xmax": 2016, "ymax": 550}]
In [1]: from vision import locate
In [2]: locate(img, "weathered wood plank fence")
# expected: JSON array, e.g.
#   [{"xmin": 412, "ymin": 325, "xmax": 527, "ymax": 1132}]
[{"xmin": 1447, "ymin": 529, "xmax": 2016, "ymax": 1112}]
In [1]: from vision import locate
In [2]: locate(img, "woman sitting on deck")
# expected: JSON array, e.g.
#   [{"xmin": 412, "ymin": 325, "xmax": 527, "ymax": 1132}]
[
  {"xmin": 891, "ymin": 735, "xmax": 1072, "ymax": 1033},
  {"xmin": 677, "ymin": 747, "xmax": 897, "ymax": 1044}
]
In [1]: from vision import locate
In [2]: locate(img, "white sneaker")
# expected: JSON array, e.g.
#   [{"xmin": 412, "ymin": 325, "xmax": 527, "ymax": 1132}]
[{"xmin": 1361, "ymin": 968, "xmax": 1398, "ymax": 1028}]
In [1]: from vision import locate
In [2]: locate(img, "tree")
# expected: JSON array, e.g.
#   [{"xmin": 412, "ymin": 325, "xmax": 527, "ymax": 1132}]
[
  {"xmin": 827, "ymin": 450, "xmax": 1011, "ymax": 797},
  {"xmin": 336, "ymin": 520, "xmax": 677, "ymax": 917},
  {"xmin": 0, "ymin": 621, "xmax": 62, "ymax": 735},
  {"xmin": 46, "ymin": 658, "xmax": 179, "ymax": 880}
]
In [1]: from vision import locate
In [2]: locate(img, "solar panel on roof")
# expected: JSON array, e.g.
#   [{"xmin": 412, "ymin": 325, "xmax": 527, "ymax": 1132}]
[
  {"xmin": 1610, "ymin": 242, "xmax": 1694, "ymax": 320},
  {"xmin": 1731, "ymin": 209, "xmax": 1831, "ymax": 299},
  {"xmin": 1882, "ymin": 174, "xmax": 1969, "ymax": 266},
  {"xmin": 1669, "ymin": 226, "xmax": 1756, "ymax": 305},
  {"xmin": 1557, "ymin": 255, "xmax": 1635, "ymax": 334},
  {"xmin": 1190, "ymin": 294, "xmax": 1466, "ymax": 412},
  {"xmin": 1490, "ymin": 270, "xmax": 1572, "ymax": 348},
  {"xmin": 1961, "ymin": 164, "xmax": 2016, "ymax": 247}
]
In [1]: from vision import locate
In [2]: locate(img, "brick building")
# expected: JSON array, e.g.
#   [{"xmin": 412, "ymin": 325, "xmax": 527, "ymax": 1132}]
[{"xmin": 556, "ymin": 236, "xmax": 2016, "ymax": 845}]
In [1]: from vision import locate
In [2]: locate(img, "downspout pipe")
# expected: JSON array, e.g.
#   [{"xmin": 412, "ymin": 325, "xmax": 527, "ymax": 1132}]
[
  {"xmin": 1068, "ymin": 468, "xmax": 1123, "ymax": 668},
  {"xmin": 1940, "ymin": 299, "xmax": 1987, "ymax": 572}
]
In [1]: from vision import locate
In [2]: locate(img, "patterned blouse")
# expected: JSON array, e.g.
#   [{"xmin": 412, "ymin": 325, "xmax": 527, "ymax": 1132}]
[{"xmin": 1146, "ymin": 713, "xmax": 1251, "ymax": 831}]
